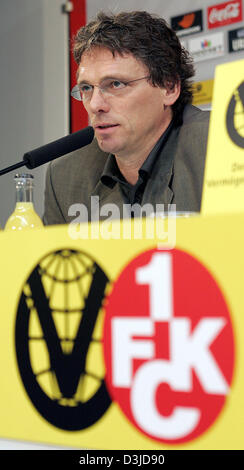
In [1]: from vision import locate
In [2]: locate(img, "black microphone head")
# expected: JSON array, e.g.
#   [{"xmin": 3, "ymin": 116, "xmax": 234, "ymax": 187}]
[{"xmin": 23, "ymin": 125, "xmax": 94, "ymax": 169}]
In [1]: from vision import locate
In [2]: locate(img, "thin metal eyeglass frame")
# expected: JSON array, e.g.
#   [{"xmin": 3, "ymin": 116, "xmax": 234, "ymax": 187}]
[{"xmin": 71, "ymin": 76, "xmax": 151, "ymax": 102}]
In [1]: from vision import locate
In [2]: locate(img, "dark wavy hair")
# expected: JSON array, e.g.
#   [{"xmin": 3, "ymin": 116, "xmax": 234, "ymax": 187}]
[{"xmin": 73, "ymin": 11, "xmax": 195, "ymax": 118}]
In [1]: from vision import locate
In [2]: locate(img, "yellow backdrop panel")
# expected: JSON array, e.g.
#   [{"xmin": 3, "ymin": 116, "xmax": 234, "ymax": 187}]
[{"xmin": 0, "ymin": 214, "xmax": 244, "ymax": 449}]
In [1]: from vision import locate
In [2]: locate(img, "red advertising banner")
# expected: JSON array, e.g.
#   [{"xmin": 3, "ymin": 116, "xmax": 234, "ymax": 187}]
[
  {"xmin": 207, "ymin": 0, "xmax": 243, "ymax": 29},
  {"xmin": 69, "ymin": 0, "xmax": 88, "ymax": 133}
]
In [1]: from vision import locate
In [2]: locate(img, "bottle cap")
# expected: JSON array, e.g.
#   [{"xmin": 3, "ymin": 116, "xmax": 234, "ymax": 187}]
[{"xmin": 14, "ymin": 173, "xmax": 34, "ymax": 179}]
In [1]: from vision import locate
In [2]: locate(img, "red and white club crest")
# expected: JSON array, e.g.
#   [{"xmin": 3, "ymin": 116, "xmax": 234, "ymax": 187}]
[{"xmin": 103, "ymin": 248, "xmax": 235, "ymax": 444}]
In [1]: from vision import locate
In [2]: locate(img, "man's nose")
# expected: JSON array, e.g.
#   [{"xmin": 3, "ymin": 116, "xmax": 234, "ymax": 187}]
[{"xmin": 88, "ymin": 87, "xmax": 110, "ymax": 113}]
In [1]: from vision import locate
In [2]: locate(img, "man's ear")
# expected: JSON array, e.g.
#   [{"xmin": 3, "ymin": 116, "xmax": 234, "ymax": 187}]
[{"xmin": 162, "ymin": 80, "xmax": 181, "ymax": 106}]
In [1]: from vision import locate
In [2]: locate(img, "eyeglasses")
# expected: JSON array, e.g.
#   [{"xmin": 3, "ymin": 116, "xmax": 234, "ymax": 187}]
[{"xmin": 71, "ymin": 76, "xmax": 150, "ymax": 102}]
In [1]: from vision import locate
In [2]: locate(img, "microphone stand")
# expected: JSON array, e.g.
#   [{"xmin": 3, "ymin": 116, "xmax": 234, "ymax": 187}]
[
  {"xmin": 0, "ymin": 161, "xmax": 26, "ymax": 176},
  {"xmin": 0, "ymin": 126, "xmax": 94, "ymax": 176}
]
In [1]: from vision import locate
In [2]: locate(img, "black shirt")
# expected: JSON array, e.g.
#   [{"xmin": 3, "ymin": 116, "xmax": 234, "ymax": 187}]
[{"xmin": 100, "ymin": 120, "xmax": 174, "ymax": 206}]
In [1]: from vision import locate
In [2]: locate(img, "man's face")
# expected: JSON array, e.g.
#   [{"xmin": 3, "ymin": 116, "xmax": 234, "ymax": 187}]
[{"xmin": 77, "ymin": 47, "xmax": 176, "ymax": 159}]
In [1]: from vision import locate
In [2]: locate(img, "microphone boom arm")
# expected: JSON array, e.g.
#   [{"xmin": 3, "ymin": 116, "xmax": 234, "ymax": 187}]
[
  {"xmin": 0, "ymin": 126, "xmax": 94, "ymax": 176},
  {"xmin": 0, "ymin": 161, "xmax": 25, "ymax": 176}
]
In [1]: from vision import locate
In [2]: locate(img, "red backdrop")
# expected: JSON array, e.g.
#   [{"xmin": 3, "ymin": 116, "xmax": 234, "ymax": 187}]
[{"xmin": 69, "ymin": 0, "xmax": 88, "ymax": 132}]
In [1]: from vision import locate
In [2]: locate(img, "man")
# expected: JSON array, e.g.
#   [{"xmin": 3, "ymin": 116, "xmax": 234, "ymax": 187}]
[{"xmin": 43, "ymin": 10, "xmax": 210, "ymax": 225}]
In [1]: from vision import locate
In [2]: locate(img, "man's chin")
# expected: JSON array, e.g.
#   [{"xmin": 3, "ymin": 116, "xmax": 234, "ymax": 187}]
[{"xmin": 95, "ymin": 136, "xmax": 121, "ymax": 155}]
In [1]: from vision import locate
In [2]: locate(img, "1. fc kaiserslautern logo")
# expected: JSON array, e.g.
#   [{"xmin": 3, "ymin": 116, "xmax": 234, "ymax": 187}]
[
  {"xmin": 15, "ymin": 249, "xmax": 111, "ymax": 430},
  {"xmin": 103, "ymin": 248, "xmax": 235, "ymax": 444}
]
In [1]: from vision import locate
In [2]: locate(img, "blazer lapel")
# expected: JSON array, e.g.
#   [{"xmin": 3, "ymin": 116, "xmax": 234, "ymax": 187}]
[
  {"xmin": 141, "ymin": 125, "xmax": 180, "ymax": 211},
  {"xmin": 91, "ymin": 180, "xmax": 125, "ymax": 221},
  {"xmin": 142, "ymin": 168, "xmax": 174, "ymax": 210}
]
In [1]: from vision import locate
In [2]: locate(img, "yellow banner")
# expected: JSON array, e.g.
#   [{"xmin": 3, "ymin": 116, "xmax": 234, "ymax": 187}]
[
  {"xmin": 201, "ymin": 58, "xmax": 244, "ymax": 215},
  {"xmin": 192, "ymin": 79, "xmax": 214, "ymax": 106},
  {"xmin": 0, "ymin": 215, "xmax": 244, "ymax": 449}
]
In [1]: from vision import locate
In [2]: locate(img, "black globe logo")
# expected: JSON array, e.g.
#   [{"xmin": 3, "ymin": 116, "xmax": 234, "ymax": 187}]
[
  {"xmin": 15, "ymin": 249, "xmax": 112, "ymax": 430},
  {"xmin": 226, "ymin": 81, "xmax": 244, "ymax": 149}
]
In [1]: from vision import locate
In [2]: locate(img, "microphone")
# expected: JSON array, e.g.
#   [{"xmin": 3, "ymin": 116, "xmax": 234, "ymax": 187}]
[{"xmin": 0, "ymin": 126, "xmax": 94, "ymax": 176}]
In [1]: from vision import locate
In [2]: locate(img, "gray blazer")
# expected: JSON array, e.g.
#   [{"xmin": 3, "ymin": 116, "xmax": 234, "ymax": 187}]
[{"xmin": 43, "ymin": 104, "xmax": 210, "ymax": 225}]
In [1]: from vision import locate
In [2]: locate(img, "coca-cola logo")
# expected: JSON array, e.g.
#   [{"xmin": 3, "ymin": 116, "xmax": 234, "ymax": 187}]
[
  {"xmin": 210, "ymin": 3, "xmax": 239, "ymax": 23},
  {"xmin": 208, "ymin": 0, "xmax": 242, "ymax": 29}
]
